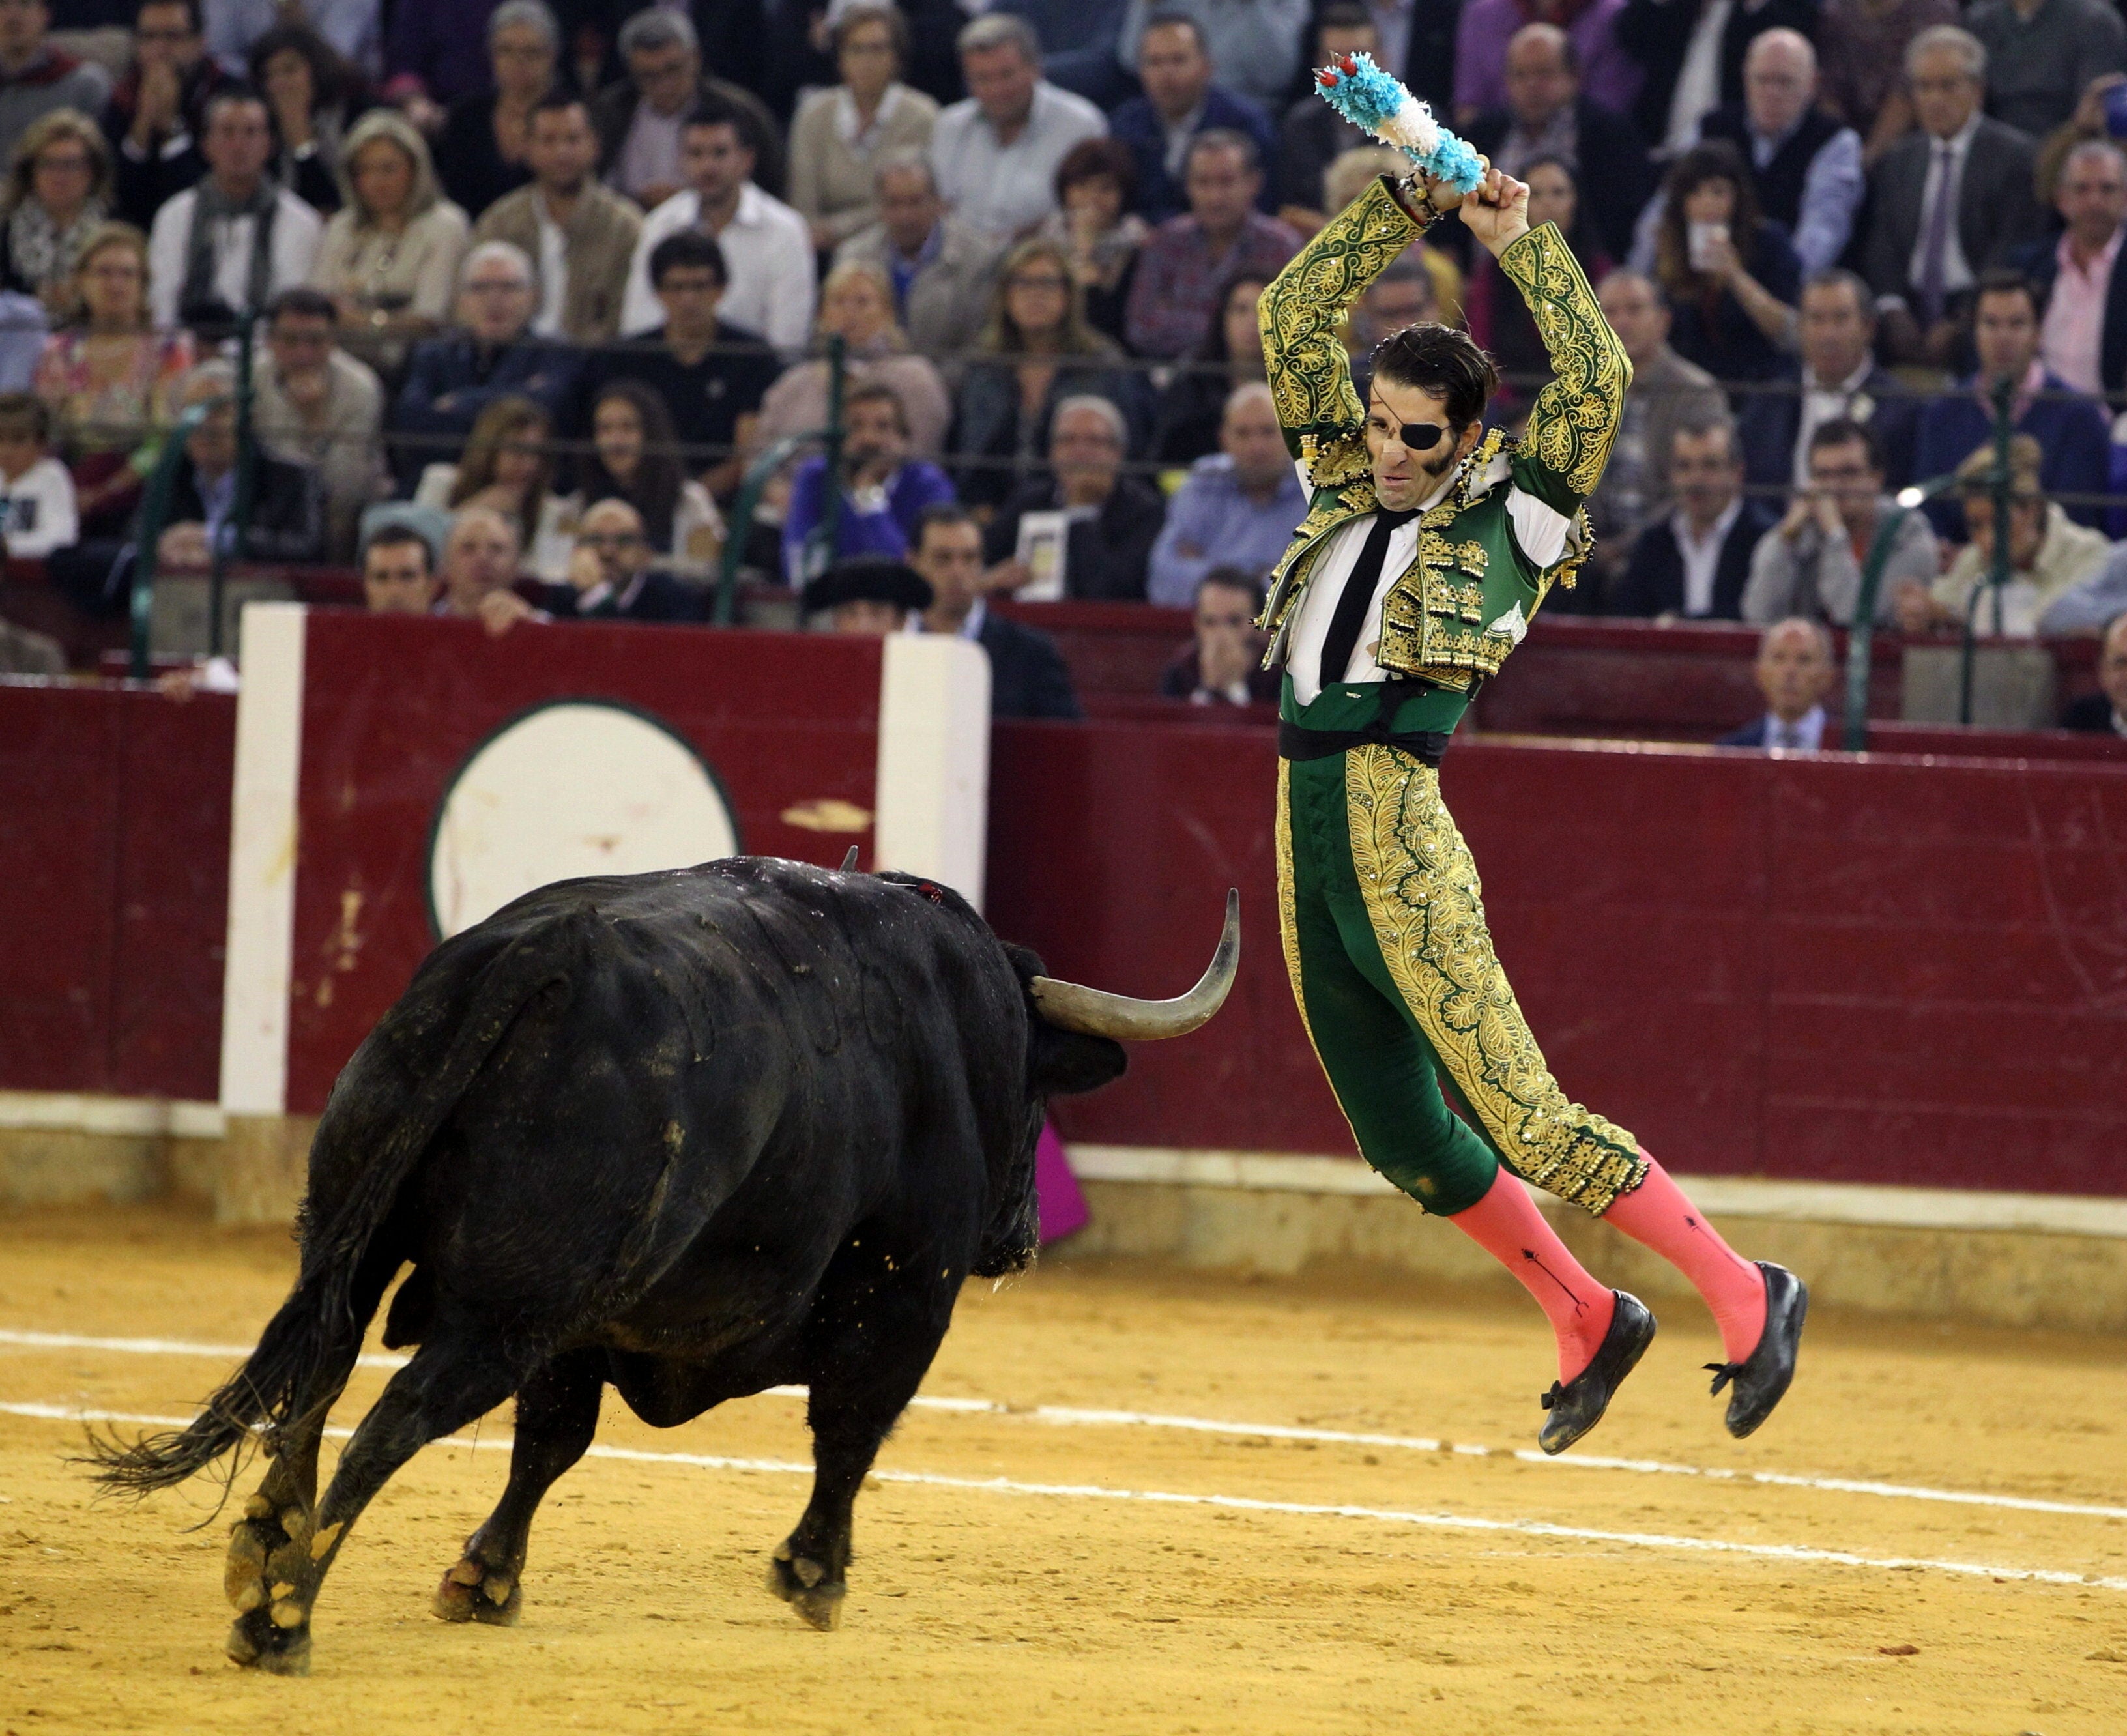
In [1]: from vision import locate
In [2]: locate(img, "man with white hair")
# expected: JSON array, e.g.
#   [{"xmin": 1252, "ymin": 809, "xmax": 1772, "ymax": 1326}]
[
  {"xmin": 2014, "ymin": 137, "xmax": 2127, "ymax": 394},
  {"xmin": 589, "ymin": 3, "xmax": 783, "ymax": 208},
  {"xmin": 390, "ymin": 240, "xmax": 580, "ymax": 484},
  {"xmin": 1861, "ymin": 25, "xmax": 2048, "ymax": 368},
  {"xmin": 1698, "ymin": 30, "xmax": 1862, "ymax": 276},
  {"xmin": 930, "ymin": 13, "xmax": 1105, "ymax": 240},
  {"xmin": 1146, "ymin": 380, "xmax": 1307, "ymax": 605},
  {"xmin": 983, "ymin": 393, "xmax": 1168, "ymax": 600}
]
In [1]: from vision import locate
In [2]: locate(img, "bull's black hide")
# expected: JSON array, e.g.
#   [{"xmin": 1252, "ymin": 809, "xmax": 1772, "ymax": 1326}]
[{"xmin": 94, "ymin": 858, "xmax": 1140, "ymax": 1672}]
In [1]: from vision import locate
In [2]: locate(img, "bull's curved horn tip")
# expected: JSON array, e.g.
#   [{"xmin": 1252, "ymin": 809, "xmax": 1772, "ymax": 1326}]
[
  {"xmin": 1029, "ymin": 889, "xmax": 1240, "ymax": 1042},
  {"xmin": 840, "ymin": 846, "xmax": 861, "ymax": 871}
]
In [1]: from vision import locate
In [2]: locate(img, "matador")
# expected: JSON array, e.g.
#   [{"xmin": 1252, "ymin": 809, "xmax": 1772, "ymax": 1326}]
[{"xmin": 1257, "ymin": 164, "xmax": 1806, "ymax": 1452}]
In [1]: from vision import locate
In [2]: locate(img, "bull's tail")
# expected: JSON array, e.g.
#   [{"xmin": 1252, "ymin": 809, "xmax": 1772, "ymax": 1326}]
[{"xmin": 87, "ymin": 924, "xmax": 573, "ymax": 1497}]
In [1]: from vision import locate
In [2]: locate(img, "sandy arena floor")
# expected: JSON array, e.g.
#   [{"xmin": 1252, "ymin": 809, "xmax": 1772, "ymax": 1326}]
[{"xmin": 0, "ymin": 1203, "xmax": 2123, "ymax": 1735}]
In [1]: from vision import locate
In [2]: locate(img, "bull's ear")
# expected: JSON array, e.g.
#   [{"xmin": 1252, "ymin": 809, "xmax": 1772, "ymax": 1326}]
[{"xmin": 1030, "ymin": 1022, "xmax": 1127, "ymax": 1097}]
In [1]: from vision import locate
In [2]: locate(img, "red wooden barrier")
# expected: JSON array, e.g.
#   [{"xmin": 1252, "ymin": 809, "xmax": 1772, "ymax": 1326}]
[
  {"xmin": 990, "ymin": 720, "xmax": 2127, "ymax": 1198},
  {"xmin": 0, "ymin": 681, "xmax": 231, "ymax": 1099},
  {"xmin": 5, "ymin": 635, "xmax": 2124, "ymax": 1200}
]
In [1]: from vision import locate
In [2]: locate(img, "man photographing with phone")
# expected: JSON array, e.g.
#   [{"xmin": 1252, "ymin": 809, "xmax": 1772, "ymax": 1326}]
[{"xmin": 1254, "ymin": 152, "xmax": 1806, "ymax": 1454}]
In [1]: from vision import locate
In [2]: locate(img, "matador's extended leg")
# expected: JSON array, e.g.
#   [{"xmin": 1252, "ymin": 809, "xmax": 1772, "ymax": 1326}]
[{"xmin": 1282, "ymin": 747, "xmax": 1805, "ymax": 1443}]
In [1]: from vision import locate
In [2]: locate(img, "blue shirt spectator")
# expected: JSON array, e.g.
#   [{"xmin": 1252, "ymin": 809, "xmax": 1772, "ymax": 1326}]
[
  {"xmin": 783, "ymin": 379, "xmax": 957, "ymax": 583},
  {"xmin": 1105, "ymin": 12, "xmax": 1275, "ymax": 224},
  {"xmin": 1912, "ymin": 274, "xmax": 2113, "ymax": 532},
  {"xmin": 1147, "ymin": 382, "xmax": 1307, "ymax": 607}
]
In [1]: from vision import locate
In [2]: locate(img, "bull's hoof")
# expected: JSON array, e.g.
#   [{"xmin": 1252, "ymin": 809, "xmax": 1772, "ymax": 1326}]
[
  {"xmin": 225, "ymin": 1608, "xmax": 312, "ymax": 1675},
  {"xmin": 433, "ymin": 1555, "xmax": 521, "ymax": 1626},
  {"xmin": 766, "ymin": 1549, "xmax": 845, "ymax": 1631}
]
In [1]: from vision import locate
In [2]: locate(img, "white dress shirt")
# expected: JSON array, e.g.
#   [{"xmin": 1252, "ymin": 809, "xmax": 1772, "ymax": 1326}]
[
  {"xmin": 1792, "ymin": 356, "xmax": 1875, "ymax": 485},
  {"xmin": 146, "ymin": 186, "xmax": 324, "ymax": 330},
  {"xmin": 532, "ymin": 195, "xmax": 569, "ymax": 338},
  {"xmin": 1903, "ymin": 113, "xmax": 1982, "ymax": 310},
  {"xmin": 1284, "ymin": 448, "xmax": 1577, "ymax": 705},
  {"xmin": 1670, "ymin": 496, "xmax": 1743, "ymax": 617},
  {"xmin": 620, "ymin": 182, "xmax": 818, "ymax": 347},
  {"xmin": 1666, "ymin": 0, "xmax": 1733, "ymax": 153},
  {"xmin": 929, "ymin": 81, "xmax": 1107, "ymax": 240},
  {"xmin": 1760, "ymin": 704, "xmax": 1826, "ymax": 750}
]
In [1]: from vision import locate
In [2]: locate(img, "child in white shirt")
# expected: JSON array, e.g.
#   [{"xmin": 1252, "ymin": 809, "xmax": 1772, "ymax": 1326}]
[{"xmin": 0, "ymin": 392, "xmax": 78, "ymax": 560}]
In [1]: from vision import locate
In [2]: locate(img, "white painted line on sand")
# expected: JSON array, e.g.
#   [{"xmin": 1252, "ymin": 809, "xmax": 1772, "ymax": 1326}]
[
  {"xmin": 5, "ymin": 1400, "xmax": 2123, "ymax": 1597},
  {"xmin": 8, "ymin": 1327, "xmax": 2124, "ymax": 1524}
]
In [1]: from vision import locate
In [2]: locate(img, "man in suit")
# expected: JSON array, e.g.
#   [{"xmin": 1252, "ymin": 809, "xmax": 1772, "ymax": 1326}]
[
  {"xmin": 1107, "ymin": 10, "xmax": 1276, "ymax": 224},
  {"xmin": 1861, "ymin": 25, "xmax": 2048, "ymax": 371},
  {"xmin": 2016, "ymin": 138, "xmax": 2127, "ymax": 398},
  {"xmin": 1716, "ymin": 616, "xmax": 1837, "ymax": 749},
  {"xmin": 482, "ymin": 499, "xmax": 708, "ymax": 631},
  {"xmin": 911, "ymin": 504, "xmax": 1082, "ymax": 719},
  {"xmin": 1617, "ymin": 0, "xmax": 1816, "ymax": 155},
  {"xmin": 471, "ymin": 95, "xmax": 644, "ymax": 347},
  {"xmin": 835, "ymin": 152, "xmax": 1004, "ymax": 361},
  {"xmin": 2062, "ymin": 612, "xmax": 2127, "ymax": 732},
  {"xmin": 590, "ymin": 6, "xmax": 783, "ymax": 207},
  {"xmin": 1737, "ymin": 270, "xmax": 1920, "ymax": 494},
  {"xmin": 1278, "ymin": 4, "xmax": 1378, "ymax": 226},
  {"xmin": 1585, "ymin": 268, "xmax": 1727, "ymax": 600},
  {"xmin": 1464, "ymin": 23, "xmax": 1651, "ymax": 261},
  {"xmin": 1610, "ymin": 414, "xmax": 1776, "ymax": 618},
  {"xmin": 1912, "ymin": 270, "xmax": 2112, "ymax": 531},
  {"xmin": 983, "ymin": 395, "xmax": 1166, "ymax": 601}
]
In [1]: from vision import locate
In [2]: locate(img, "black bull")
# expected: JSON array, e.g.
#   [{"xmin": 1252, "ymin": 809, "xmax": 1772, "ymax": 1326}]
[{"xmin": 91, "ymin": 856, "xmax": 1237, "ymax": 1673}]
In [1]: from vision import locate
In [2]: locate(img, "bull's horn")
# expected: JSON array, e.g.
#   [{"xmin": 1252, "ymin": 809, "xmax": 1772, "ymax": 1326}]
[{"xmin": 1029, "ymin": 889, "xmax": 1239, "ymax": 1040}]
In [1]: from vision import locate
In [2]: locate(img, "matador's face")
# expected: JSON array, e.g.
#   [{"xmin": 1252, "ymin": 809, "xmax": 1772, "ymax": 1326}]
[{"xmin": 1367, "ymin": 380, "xmax": 1483, "ymax": 513}]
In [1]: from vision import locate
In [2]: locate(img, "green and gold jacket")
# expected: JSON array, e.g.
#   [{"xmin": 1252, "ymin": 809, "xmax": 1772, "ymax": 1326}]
[{"xmin": 1255, "ymin": 178, "xmax": 1630, "ymax": 691}]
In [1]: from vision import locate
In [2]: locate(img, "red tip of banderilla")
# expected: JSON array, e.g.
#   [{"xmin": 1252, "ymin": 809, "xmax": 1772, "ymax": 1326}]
[{"xmin": 1316, "ymin": 67, "xmax": 1338, "ymax": 85}]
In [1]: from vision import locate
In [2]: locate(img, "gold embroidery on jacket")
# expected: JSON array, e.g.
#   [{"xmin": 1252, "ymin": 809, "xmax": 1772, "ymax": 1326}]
[
  {"xmin": 1274, "ymin": 760, "xmax": 1363, "ymax": 1153},
  {"xmin": 1497, "ymin": 224, "xmax": 1630, "ymax": 498},
  {"xmin": 1343, "ymin": 745, "xmax": 1648, "ymax": 1214}
]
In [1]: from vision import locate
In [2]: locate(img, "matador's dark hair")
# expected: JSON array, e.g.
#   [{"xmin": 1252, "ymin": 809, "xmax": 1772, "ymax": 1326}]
[{"xmin": 1370, "ymin": 323, "xmax": 1498, "ymax": 433}]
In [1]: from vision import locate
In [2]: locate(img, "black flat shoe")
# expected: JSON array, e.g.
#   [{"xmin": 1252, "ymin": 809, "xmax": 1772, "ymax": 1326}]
[
  {"xmin": 1705, "ymin": 1262, "xmax": 1808, "ymax": 1439},
  {"xmin": 1538, "ymin": 1290, "xmax": 1656, "ymax": 1456}
]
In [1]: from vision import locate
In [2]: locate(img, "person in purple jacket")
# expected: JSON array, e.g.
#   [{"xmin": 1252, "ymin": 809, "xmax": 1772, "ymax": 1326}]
[{"xmin": 782, "ymin": 379, "xmax": 957, "ymax": 585}]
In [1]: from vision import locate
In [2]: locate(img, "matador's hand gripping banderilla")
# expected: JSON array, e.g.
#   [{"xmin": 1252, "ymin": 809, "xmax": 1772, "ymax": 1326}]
[{"xmin": 1313, "ymin": 52, "xmax": 1486, "ymax": 196}]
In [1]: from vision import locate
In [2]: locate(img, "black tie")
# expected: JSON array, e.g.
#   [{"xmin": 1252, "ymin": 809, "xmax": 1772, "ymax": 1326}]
[{"xmin": 1317, "ymin": 507, "xmax": 1417, "ymax": 691}]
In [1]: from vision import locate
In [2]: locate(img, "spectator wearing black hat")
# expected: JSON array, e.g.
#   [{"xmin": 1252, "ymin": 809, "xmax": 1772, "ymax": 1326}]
[{"xmin": 801, "ymin": 549, "xmax": 932, "ymax": 635}]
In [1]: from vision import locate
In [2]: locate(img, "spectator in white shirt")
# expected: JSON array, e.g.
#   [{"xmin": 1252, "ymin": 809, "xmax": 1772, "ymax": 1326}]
[
  {"xmin": 930, "ymin": 12, "xmax": 1105, "ymax": 242},
  {"xmin": 0, "ymin": 388, "xmax": 74, "ymax": 555},
  {"xmin": 620, "ymin": 97, "xmax": 815, "ymax": 349},
  {"xmin": 146, "ymin": 85, "xmax": 320, "ymax": 331},
  {"xmin": 1610, "ymin": 414, "xmax": 1778, "ymax": 619}
]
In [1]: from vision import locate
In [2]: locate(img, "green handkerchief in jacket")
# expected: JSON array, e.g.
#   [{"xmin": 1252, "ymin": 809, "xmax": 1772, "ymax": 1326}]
[{"xmin": 1254, "ymin": 177, "xmax": 1630, "ymax": 691}]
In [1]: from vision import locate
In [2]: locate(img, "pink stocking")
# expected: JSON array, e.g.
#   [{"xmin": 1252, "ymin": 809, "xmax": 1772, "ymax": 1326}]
[
  {"xmin": 1603, "ymin": 1153, "xmax": 1767, "ymax": 1365},
  {"xmin": 1448, "ymin": 1167, "xmax": 1615, "ymax": 1382}
]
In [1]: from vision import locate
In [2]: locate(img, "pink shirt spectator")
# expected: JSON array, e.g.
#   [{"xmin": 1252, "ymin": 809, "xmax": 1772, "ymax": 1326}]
[
  {"xmin": 2040, "ymin": 226, "xmax": 2126, "ymax": 396},
  {"xmin": 1454, "ymin": 0, "xmax": 1642, "ymax": 119}
]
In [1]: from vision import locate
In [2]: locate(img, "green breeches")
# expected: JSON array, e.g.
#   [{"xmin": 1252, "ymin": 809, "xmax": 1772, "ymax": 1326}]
[{"xmin": 1275, "ymin": 744, "xmax": 1647, "ymax": 1218}]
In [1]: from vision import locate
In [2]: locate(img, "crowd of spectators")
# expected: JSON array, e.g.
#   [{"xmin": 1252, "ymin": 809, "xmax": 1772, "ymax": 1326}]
[{"xmin": 0, "ymin": 0, "xmax": 2125, "ymax": 734}]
